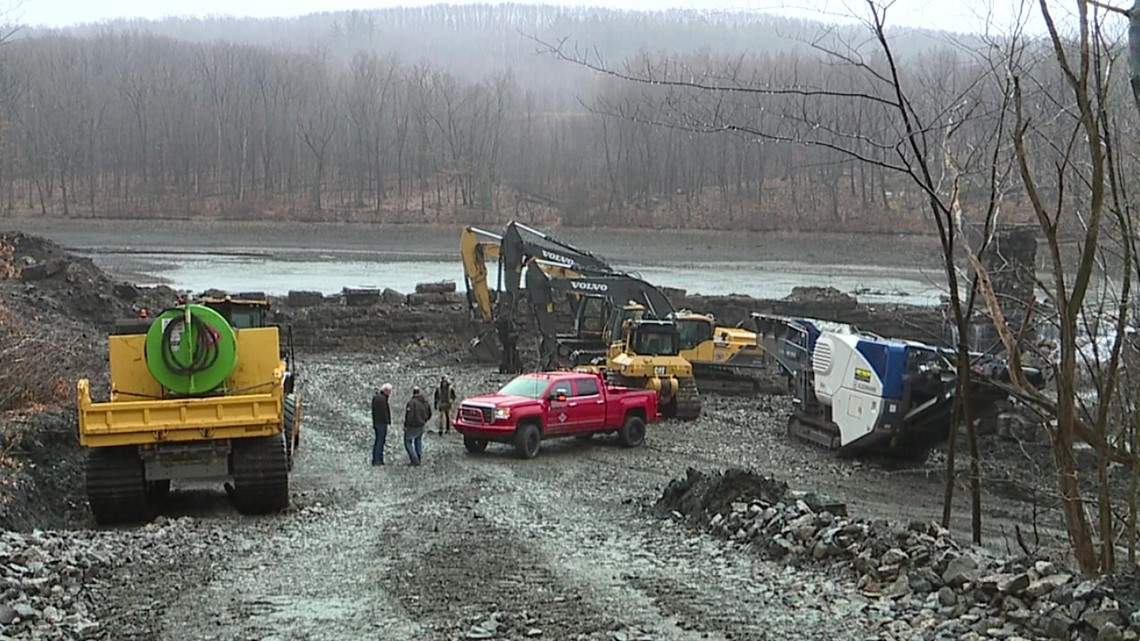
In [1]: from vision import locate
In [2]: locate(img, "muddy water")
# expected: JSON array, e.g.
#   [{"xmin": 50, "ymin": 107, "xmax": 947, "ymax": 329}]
[
  {"xmin": 4, "ymin": 217, "xmax": 951, "ymax": 304},
  {"xmin": 88, "ymin": 251, "xmax": 945, "ymax": 304}
]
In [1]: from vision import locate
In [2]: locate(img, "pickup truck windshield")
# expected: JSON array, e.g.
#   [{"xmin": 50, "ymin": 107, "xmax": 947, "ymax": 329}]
[{"xmin": 497, "ymin": 377, "xmax": 549, "ymax": 399}]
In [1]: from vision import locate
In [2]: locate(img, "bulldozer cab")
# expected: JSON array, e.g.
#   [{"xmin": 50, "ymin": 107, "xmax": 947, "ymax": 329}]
[
  {"xmin": 197, "ymin": 292, "xmax": 297, "ymax": 374},
  {"xmin": 627, "ymin": 322, "xmax": 680, "ymax": 356}
]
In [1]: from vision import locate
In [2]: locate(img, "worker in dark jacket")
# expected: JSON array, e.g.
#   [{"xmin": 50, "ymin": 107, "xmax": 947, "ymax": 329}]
[
  {"xmin": 434, "ymin": 375, "xmax": 457, "ymax": 435},
  {"xmin": 370, "ymin": 383, "xmax": 393, "ymax": 466},
  {"xmin": 403, "ymin": 386, "xmax": 432, "ymax": 466}
]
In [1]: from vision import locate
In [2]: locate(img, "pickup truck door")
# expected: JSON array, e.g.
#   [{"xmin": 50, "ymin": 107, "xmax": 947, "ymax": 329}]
[
  {"xmin": 545, "ymin": 382, "xmax": 573, "ymax": 435},
  {"xmin": 568, "ymin": 377, "xmax": 606, "ymax": 431}
]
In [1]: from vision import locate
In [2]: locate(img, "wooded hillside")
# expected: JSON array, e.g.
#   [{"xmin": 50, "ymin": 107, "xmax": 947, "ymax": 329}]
[{"xmin": 0, "ymin": 4, "xmax": 1084, "ymax": 231}]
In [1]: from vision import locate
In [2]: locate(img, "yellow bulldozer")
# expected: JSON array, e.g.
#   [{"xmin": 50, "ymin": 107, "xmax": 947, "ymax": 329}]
[
  {"xmin": 588, "ymin": 302, "xmax": 701, "ymax": 420},
  {"xmin": 77, "ymin": 292, "xmax": 301, "ymax": 525}
]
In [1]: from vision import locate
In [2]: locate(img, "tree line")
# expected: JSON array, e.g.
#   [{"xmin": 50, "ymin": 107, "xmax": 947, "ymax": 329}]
[{"xmin": 0, "ymin": 26, "xmax": 1061, "ymax": 232}]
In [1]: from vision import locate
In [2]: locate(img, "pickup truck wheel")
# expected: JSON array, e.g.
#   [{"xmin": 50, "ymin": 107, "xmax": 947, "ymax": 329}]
[
  {"xmin": 463, "ymin": 436, "xmax": 489, "ymax": 454},
  {"xmin": 514, "ymin": 423, "xmax": 541, "ymax": 459},
  {"xmin": 618, "ymin": 415, "xmax": 646, "ymax": 448}
]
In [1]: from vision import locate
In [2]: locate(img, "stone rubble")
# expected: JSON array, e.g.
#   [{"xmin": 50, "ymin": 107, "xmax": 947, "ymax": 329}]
[
  {"xmin": 657, "ymin": 467, "xmax": 1140, "ymax": 641},
  {"xmin": 0, "ymin": 516, "xmax": 223, "ymax": 640}
]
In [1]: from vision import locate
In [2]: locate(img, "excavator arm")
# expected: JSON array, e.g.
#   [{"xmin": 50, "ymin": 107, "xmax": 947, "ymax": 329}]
[
  {"xmin": 460, "ymin": 226, "xmax": 503, "ymax": 324},
  {"xmin": 463, "ymin": 220, "xmax": 628, "ymax": 372},
  {"xmin": 461, "ymin": 221, "xmax": 619, "ymax": 326}
]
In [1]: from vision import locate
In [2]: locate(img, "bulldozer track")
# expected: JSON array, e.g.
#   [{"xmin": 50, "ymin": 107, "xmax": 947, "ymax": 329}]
[
  {"xmin": 86, "ymin": 446, "xmax": 152, "ymax": 526},
  {"xmin": 675, "ymin": 377, "xmax": 701, "ymax": 421},
  {"xmin": 230, "ymin": 433, "xmax": 290, "ymax": 515}
]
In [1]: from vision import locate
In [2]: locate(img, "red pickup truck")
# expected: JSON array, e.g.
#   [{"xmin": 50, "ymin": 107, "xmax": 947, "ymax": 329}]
[{"xmin": 452, "ymin": 371, "xmax": 660, "ymax": 459}]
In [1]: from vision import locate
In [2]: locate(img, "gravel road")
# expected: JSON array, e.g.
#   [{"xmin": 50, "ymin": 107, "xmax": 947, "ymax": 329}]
[{"xmin": 68, "ymin": 348, "xmax": 1068, "ymax": 641}]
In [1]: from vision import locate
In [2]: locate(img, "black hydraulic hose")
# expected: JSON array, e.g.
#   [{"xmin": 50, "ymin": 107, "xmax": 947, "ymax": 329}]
[{"xmin": 158, "ymin": 308, "xmax": 222, "ymax": 377}]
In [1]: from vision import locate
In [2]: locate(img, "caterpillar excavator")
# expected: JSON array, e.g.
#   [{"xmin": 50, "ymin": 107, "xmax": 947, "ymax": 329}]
[{"xmin": 460, "ymin": 220, "xmax": 768, "ymax": 394}]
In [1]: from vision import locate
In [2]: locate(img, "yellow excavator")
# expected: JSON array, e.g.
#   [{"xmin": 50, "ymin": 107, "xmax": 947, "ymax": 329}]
[
  {"xmin": 460, "ymin": 220, "xmax": 769, "ymax": 395},
  {"xmin": 671, "ymin": 309, "xmax": 771, "ymax": 394},
  {"xmin": 460, "ymin": 221, "xmax": 616, "ymax": 373}
]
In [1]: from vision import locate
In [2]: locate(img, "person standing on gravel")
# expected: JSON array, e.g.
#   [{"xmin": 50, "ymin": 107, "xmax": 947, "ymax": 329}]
[
  {"xmin": 434, "ymin": 375, "xmax": 457, "ymax": 434},
  {"xmin": 371, "ymin": 383, "xmax": 393, "ymax": 466},
  {"xmin": 403, "ymin": 386, "xmax": 432, "ymax": 466}
]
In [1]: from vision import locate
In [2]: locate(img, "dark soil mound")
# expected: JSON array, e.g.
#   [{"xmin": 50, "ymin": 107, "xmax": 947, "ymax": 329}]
[
  {"xmin": 0, "ymin": 409, "xmax": 86, "ymax": 531},
  {"xmin": 658, "ymin": 468, "xmax": 786, "ymax": 523},
  {"xmin": 0, "ymin": 232, "xmax": 178, "ymax": 530},
  {"xmin": 1, "ymin": 231, "xmax": 177, "ymax": 330}
]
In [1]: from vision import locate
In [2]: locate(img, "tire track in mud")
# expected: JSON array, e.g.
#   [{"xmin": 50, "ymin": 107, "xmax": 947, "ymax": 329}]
[
  {"xmin": 447, "ymin": 451, "xmax": 876, "ymax": 641},
  {"xmin": 377, "ymin": 473, "xmax": 627, "ymax": 640},
  {"xmin": 154, "ymin": 360, "xmax": 430, "ymax": 641}
]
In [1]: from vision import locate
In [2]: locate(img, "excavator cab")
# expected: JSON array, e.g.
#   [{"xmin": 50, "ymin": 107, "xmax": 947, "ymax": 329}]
[
  {"xmin": 603, "ymin": 303, "xmax": 647, "ymax": 348},
  {"xmin": 674, "ymin": 313, "xmax": 715, "ymax": 350}
]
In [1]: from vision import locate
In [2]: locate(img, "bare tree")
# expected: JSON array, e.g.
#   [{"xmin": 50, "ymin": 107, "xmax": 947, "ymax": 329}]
[{"xmin": 532, "ymin": 3, "xmax": 1023, "ymax": 544}]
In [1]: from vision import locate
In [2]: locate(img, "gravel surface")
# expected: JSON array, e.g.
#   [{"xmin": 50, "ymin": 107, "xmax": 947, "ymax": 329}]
[{"xmin": 2, "ymin": 348, "xmax": 1061, "ymax": 641}]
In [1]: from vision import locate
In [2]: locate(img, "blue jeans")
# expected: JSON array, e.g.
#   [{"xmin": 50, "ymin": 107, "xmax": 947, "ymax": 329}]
[
  {"xmin": 404, "ymin": 426, "xmax": 425, "ymax": 464},
  {"xmin": 372, "ymin": 424, "xmax": 388, "ymax": 464}
]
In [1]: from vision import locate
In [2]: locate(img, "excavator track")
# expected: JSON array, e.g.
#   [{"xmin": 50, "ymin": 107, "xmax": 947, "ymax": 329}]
[
  {"xmin": 674, "ymin": 377, "xmax": 702, "ymax": 421},
  {"xmin": 86, "ymin": 446, "xmax": 152, "ymax": 526},
  {"xmin": 690, "ymin": 363, "xmax": 761, "ymax": 396},
  {"xmin": 230, "ymin": 433, "xmax": 290, "ymax": 515}
]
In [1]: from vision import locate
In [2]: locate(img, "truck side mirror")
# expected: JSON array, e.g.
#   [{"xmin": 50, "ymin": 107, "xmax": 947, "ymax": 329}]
[{"xmin": 547, "ymin": 389, "xmax": 568, "ymax": 402}]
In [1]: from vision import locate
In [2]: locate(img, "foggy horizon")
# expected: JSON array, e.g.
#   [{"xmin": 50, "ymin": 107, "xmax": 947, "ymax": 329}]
[{"xmin": 9, "ymin": 0, "xmax": 1056, "ymax": 37}]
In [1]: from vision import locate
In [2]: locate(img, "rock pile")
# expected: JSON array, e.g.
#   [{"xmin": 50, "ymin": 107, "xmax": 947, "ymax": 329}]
[
  {"xmin": 657, "ymin": 468, "xmax": 1140, "ymax": 641},
  {"xmin": 0, "ymin": 517, "xmax": 218, "ymax": 640}
]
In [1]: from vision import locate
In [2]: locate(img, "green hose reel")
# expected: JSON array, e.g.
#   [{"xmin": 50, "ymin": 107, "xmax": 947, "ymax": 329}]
[{"xmin": 144, "ymin": 304, "xmax": 238, "ymax": 395}]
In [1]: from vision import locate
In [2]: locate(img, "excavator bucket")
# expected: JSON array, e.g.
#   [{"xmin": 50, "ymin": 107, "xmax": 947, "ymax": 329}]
[{"xmin": 468, "ymin": 330, "xmax": 500, "ymax": 363}]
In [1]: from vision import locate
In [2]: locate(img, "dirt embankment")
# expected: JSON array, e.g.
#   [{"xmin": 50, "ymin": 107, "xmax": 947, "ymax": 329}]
[
  {"xmin": 0, "ymin": 232, "xmax": 179, "ymax": 531},
  {"xmin": 277, "ymin": 284, "xmax": 947, "ymax": 356}
]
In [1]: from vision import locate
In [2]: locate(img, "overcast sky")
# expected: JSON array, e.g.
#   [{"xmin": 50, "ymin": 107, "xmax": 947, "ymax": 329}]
[{"xmin": 5, "ymin": 0, "xmax": 1073, "ymax": 36}]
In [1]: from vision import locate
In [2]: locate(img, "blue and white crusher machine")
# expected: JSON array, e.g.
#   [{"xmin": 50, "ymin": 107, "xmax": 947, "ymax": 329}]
[{"xmin": 752, "ymin": 313, "xmax": 1040, "ymax": 462}]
